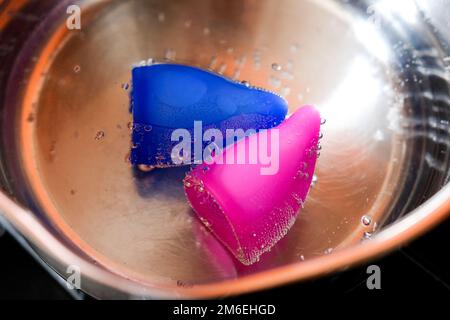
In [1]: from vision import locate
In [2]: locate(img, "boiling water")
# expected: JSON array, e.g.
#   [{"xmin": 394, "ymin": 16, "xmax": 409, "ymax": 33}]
[{"xmin": 7, "ymin": 0, "xmax": 449, "ymax": 286}]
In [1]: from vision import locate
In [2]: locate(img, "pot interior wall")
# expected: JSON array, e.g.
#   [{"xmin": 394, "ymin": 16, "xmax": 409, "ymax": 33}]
[{"xmin": 0, "ymin": 0, "xmax": 449, "ymax": 288}]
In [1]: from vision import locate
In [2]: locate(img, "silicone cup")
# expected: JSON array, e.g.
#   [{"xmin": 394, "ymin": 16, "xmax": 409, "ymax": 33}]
[
  {"xmin": 130, "ymin": 63, "xmax": 288, "ymax": 168},
  {"xmin": 184, "ymin": 106, "xmax": 321, "ymax": 265}
]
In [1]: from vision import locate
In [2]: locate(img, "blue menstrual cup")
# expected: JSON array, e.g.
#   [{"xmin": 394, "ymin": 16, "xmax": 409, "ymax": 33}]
[{"xmin": 130, "ymin": 63, "xmax": 288, "ymax": 168}]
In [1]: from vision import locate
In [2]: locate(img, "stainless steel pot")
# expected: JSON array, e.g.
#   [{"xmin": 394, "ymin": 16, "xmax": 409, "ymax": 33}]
[{"xmin": 0, "ymin": 0, "xmax": 449, "ymax": 299}]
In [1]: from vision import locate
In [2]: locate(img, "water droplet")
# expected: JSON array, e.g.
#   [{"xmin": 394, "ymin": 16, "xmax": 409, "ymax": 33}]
[
  {"xmin": 218, "ymin": 63, "xmax": 227, "ymax": 74},
  {"xmin": 320, "ymin": 118, "xmax": 327, "ymax": 125},
  {"xmin": 271, "ymin": 62, "xmax": 282, "ymax": 71},
  {"xmin": 280, "ymin": 87, "xmax": 291, "ymax": 97},
  {"xmin": 184, "ymin": 20, "xmax": 192, "ymax": 28},
  {"xmin": 324, "ymin": 248, "xmax": 333, "ymax": 255},
  {"xmin": 290, "ymin": 43, "xmax": 300, "ymax": 53},
  {"xmin": 165, "ymin": 48, "xmax": 176, "ymax": 60},
  {"xmin": 73, "ymin": 65, "xmax": 81, "ymax": 73},
  {"xmin": 197, "ymin": 185, "xmax": 204, "ymax": 193},
  {"xmin": 95, "ymin": 130, "xmax": 105, "ymax": 140},
  {"xmin": 241, "ymin": 80, "xmax": 251, "ymax": 87},
  {"xmin": 311, "ymin": 174, "xmax": 318, "ymax": 187},
  {"xmin": 269, "ymin": 76, "xmax": 281, "ymax": 88},
  {"xmin": 157, "ymin": 12, "xmax": 165, "ymax": 22},
  {"xmin": 203, "ymin": 27, "xmax": 210, "ymax": 36},
  {"xmin": 363, "ymin": 231, "xmax": 372, "ymax": 240},
  {"xmin": 373, "ymin": 129, "xmax": 384, "ymax": 141},
  {"xmin": 184, "ymin": 180, "xmax": 192, "ymax": 188},
  {"xmin": 144, "ymin": 125, "xmax": 152, "ymax": 132},
  {"xmin": 121, "ymin": 83, "xmax": 130, "ymax": 90},
  {"xmin": 209, "ymin": 55, "xmax": 218, "ymax": 69},
  {"xmin": 361, "ymin": 215, "xmax": 372, "ymax": 226},
  {"xmin": 299, "ymin": 255, "xmax": 305, "ymax": 261},
  {"xmin": 138, "ymin": 164, "xmax": 154, "ymax": 172},
  {"xmin": 252, "ymin": 233, "xmax": 257, "ymax": 237},
  {"xmin": 200, "ymin": 217, "xmax": 211, "ymax": 227}
]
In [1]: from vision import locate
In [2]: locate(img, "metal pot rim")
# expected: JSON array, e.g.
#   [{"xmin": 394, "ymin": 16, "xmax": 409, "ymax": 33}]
[{"xmin": 1, "ymin": 182, "xmax": 449, "ymax": 299}]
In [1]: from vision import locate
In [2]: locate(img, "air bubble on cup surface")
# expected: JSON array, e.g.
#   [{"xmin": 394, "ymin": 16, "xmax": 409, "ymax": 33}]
[
  {"xmin": 138, "ymin": 164, "xmax": 154, "ymax": 172},
  {"xmin": 121, "ymin": 83, "xmax": 130, "ymax": 90},
  {"xmin": 73, "ymin": 65, "xmax": 81, "ymax": 73},
  {"xmin": 311, "ymin": 174, "xmax": 318, "ymax": 187}
]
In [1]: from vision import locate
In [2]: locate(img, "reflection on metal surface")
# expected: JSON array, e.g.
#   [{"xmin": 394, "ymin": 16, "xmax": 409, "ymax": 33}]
[{"xmin": 0, "ymin": 0, "xmax": 449, "ymax": 298}]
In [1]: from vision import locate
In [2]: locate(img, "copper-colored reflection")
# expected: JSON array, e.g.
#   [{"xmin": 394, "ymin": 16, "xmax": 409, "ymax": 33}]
[{"xmin": 1, "ymin": 0, "xmax": 445, "ymax": 298}]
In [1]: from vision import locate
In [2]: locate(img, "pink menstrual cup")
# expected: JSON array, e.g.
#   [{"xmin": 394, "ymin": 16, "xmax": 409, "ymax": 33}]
[{"xmin": 184, "ymin": 106, "xmax": 321, "ymax": 265}]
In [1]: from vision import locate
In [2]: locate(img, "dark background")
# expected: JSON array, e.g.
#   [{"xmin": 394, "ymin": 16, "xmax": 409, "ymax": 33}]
[{"xmin": 0, "ymin": 217, "xmax": 449, "ymax": 300}]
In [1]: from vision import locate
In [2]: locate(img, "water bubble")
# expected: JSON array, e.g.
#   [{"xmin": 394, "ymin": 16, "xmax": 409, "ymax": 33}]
[
  {"xmin": 361, "ymin": 215, "xmax": 372, "ymax": 226},
  {"xmin": 144, "ymin": 125, "xmax": 152, "ymax": 132},
  {"xmin": 209, "ymin": 55, "xmax": 218, "ymax": 69},
  {"xmin": 241, "ymin": 80, "xmax": 251, "ymax": 87},
  {"xmin": 280, "ymin": 86, "xmax": 291, "ymax": 97},
  {"xmin": 184, "ymin": 180, "xmax": 192, "ymax": 188},
  {"xmin": 165, "ymin": 48, "xmax": 176, "ymax": 60},
  {"xmin": 218, "ymin": 63, "xmax": 227, "ymax": 74},
  {"xmin": 324, "ymin": 248, "xmax": 333, "ymax": 255},
  {"xmin": 147, "ymin": 58, "xmax": 155, "ymax": 65},
  {"xmin": 311, "ymin": 174, "xmax": 318, "ymax": 187},
  {"xmin": 269, "ymin": 76, "xmax": 281, "ymax": 88},
  {"xmin": 299, "ymin": 255, "xmax": 305, "ymax": 261},
  {"xmin": 138, "ymin": 164, "xmax": 154, "ymax": 172},
  {"xmin": 94, "ymin": 130, "xmax": 105, "ymax": 140},
  {"xmin": 290, "ymin": 43, "xmax": 300, "ymax": 53},
  {"xmin": 197, "ymin": 185, "xmax": 204, "ymax": 193},
  {"xmin": 184, "ymin": 20, "xmax": 192, "ymax": 28},
  {"xmin": 363, "ymin": 231, "xmax": 372, "ymax": 240},
  {"xmin": 73, "ymin": 65, "xmax": 81, "ymax": 73},
  {"xmin": 200, "ymin": 217, "xmax": 211, "ymax": 227},
  {"xmin": 121, "ymin": 83, "xmax": 130, "ymax": 90},
  {"xmin": 271, "ymin": 62, "xmax": 282, "ymax": 71},
  {"xmin": 232, "ymin": 69, "xmax": 241, "ymax": 81},
  {"xmin": 320, "ymin": 118, "xmax": 327, "ymax": 125},
  {"xmin": 252, "ymin": 233, "xmax": 257, "ymax": 237},
  {"xmin": 157, "ymin": 12, "xmax": 165, "ymax": 22},
  {"xmin": 373, "ymin": 129, "xmax": 384, "ymax": 141}
]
